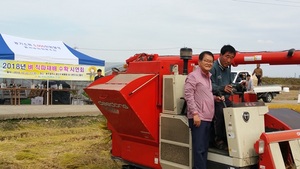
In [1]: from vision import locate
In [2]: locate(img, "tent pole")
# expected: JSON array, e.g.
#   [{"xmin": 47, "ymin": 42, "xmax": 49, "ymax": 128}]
[{"xmin": 47, "ymin": 79, "xmax": 49, "ymax": 105}]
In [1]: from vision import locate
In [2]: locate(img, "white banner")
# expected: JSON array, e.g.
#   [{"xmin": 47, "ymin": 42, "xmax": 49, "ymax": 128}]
[{"xmin": 2, "ymin": 34, "xmax": 78, "ymax": 65}]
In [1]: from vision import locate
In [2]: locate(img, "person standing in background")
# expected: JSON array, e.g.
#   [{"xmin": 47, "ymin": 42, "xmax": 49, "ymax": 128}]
[
  {"xmin": 185, "ymin": 51, "xmax": 224, "ymax": 169},
  {"xmin": 94, "ymin": 69, "xmax": 104, "ymax": 81},
  {"xmin": 252, "ymin": 64, "xmax": 263, "ymax": 85},
  {"xmin": 246, "ymin": 74, "xmax": 254, "ymax": 92}
]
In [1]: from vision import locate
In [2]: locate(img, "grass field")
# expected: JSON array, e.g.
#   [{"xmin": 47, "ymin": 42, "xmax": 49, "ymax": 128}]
[
  {"xmin": 0, "ymin": 116, "xmax": 122, "ymax": 169},
  {"xmin": 0, "ymin": 90, "xmax": 299, "ymax": 169},
  {"xmin": 263, "ymin": 77, "xmax": 300, "ymax": 90}
]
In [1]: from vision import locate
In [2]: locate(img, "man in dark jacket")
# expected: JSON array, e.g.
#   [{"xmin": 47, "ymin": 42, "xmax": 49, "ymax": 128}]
[
  {"xmin": 94, "ymin": 69, "xmax": 104, "ymax": 81},
  {"xmin": 210, "ymin": 45, "xmax": 236, "ymax": 151}
]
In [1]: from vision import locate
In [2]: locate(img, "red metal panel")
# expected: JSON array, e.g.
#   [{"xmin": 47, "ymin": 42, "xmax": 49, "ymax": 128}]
[
  {"xmin": 255, "ymin": 129, "xmax": 300, "ymax": 169},
  {"xmin": 243, "ymin": 93, "xmax": 257, "ymax": 102},
  {"xmin": 110, "ymin": 124, "xmax": 122, "ymax": 157},
  {"xmin": 86, "ymin": 74, "xmax": 160, "ymax": 142},
  {"xmin": 264, "ymin": 113, "xmax": 292, "ymax": 131},
  {"xmin": 254, "ymin": 138, "xmax": 277, "ymax": 169},
  {"xmin": 125, "ymin": 50, "xmax": 300, "ymax": 68},
  {"xmin": 85, "ymin": 73, "xmax": 161, "ymax": 168},
  {"xmin": 121, "ymin": 140, "xmax": 160, "ymax": 169},
  {"xmin": 261, "ymin": 129, "xmax": 300, "ymax": 143},
  {"xmin": 232, "ymin": 50, "xmax": 300, "ymax": 66},
  {"xmin": 229, "ymin": 94, "xmax": 241, "ymax": 103}
]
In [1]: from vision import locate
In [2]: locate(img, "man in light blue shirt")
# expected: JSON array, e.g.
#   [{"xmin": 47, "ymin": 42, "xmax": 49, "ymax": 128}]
[{"xmin": 246, "ymin": 74, "xmax": 254, "ymax": 91}]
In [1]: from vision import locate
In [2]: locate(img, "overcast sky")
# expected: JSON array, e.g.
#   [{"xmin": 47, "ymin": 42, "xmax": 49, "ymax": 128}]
[{"xmin": 1, "ymin": 0, "xmax": 300, "ymax": 77}]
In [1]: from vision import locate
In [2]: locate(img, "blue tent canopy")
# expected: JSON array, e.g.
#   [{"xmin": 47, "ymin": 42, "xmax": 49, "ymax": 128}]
[
  {"xmin": 65, "ymin": 44, "xmax": 104, "ymax": 66},
  {"xmin": 0, "ymin": 35, "xmax": 14, "ymax": 60}
]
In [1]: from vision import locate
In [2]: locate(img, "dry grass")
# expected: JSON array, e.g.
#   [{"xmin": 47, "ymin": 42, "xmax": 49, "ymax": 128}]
[
  {"xmin": 1, "ymin": 90, "xmax": 299, "ymax": 169},
  {"xmin": 263, "ymin": 77, "xmax": 300, "ymax": 90},
  {"xmin": 274, "ymin": 90, "xmax": 300, "ymax": 101},
  {"xmin": 0, "ymin": 116, "xmax": 123, "ymax": 169}
]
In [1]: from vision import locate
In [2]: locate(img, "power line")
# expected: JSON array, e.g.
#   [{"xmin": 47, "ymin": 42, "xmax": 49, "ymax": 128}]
[
  {"xmin": 77, "ymin": 47, "xmax": 181, "ymax": 52},
  {"xmin": 232, "ymin": 0, "xmax": 300, "ymax": 7},
  {"xmin": 274, "ymin": 0, "xmax": 300, "ymax": 4},
  {"xmin": 76, "ymin": 47, "xmax": 224, "ymax": 53},
  {"xmin": 75, "ymin": 46, "xmax": 299, "ymax": 54}
]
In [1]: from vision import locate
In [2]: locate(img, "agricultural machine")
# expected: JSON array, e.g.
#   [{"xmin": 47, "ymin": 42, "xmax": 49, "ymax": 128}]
[{"xmin": 85, "ymin": 48, "xmax": 300, "ymax": 169}]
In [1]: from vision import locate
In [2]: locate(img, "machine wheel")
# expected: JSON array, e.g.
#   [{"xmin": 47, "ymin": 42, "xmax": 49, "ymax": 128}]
[
  {"xmin": 122, "ymin": 165, "xmax": 141, "ymax": 169},
  {"xmin": 263, "ymin": 93, "xmax": 273, "ymax": 103}
]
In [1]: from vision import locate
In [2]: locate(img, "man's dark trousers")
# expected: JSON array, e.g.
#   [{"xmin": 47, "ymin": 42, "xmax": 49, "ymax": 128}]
[
  {"xmin": 214, "ymin": 98, "xmax": 232, "ymax": 143},
  {"xmin": 189, "ymin": 120, "xmax": 211, "ymax": 169}
]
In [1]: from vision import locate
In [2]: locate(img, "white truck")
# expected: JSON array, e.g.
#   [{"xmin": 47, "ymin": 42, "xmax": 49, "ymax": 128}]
[{"xmin": 231, "ymin": 70, "xmax": 282, "ymax": 103}]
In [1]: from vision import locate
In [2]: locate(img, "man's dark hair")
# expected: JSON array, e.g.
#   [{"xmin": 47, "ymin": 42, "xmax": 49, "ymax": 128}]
[
  {"xmin": 97, "ymin": 69, "xmax": 102, "ymax": 72},
  {"xmin": 220, "ymin": 45, "xmax": 236, "ymax": 56},
  {"xmin": 199, "ymin": 51, "xmax": 214, "ymax": 61}
]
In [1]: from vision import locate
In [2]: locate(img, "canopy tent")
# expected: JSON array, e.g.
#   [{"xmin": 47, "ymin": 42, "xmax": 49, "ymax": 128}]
[{"xmin": 0, "ymin": 34, "xmax": 105, "ymax": 81}]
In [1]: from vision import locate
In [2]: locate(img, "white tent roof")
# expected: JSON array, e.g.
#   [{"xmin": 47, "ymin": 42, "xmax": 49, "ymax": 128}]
[{"xmin": 0, "ymin": 34, "xmax": 104, "ymax": 66}]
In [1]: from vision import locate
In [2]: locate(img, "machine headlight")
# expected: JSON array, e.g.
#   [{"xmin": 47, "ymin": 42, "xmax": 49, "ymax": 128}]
[{"xmin": 258, "ymin": 139, "xmax": 265, "ymax": 154}]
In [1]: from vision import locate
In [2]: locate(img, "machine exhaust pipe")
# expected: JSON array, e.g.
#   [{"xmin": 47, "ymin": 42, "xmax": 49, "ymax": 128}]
[{"xmin": 180, "ymin": 47, "xmax": 192, "ymax": 75}]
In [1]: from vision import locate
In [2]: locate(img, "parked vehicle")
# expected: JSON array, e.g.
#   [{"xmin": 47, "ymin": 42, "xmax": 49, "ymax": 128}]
[{"xmin": 231, "ymin": 70, "xmax": 282, "ymax": 102}]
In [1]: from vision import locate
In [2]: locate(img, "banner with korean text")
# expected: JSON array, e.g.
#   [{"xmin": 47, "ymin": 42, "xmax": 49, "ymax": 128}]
[{"xmin": 0, "ymin": 60, "xmax": 104, "ymax": 81}]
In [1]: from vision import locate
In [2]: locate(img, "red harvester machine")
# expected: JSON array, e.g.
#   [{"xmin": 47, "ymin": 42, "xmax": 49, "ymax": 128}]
[{"xmin": 85, "ymin": 48, "xmax": 300, "ymax": 169}]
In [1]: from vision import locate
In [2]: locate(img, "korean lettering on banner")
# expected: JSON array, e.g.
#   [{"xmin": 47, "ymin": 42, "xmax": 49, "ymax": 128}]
[
  {"xmin": 2, "ymin": 62, "xmax": 26, "ymax": 70},
  {"xmin": 1, "ymin": 60, "xmax": 92, "ymax": 80}
]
